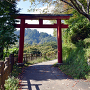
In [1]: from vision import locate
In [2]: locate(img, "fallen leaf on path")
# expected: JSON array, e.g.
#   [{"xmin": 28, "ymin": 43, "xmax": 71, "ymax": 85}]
[
  {"xmin": 72, "ymin": 82, "xmax": 77, "ymax": 87},
  {"xmin": 67, "ymin": 83, "xmax": 69, "ymax": 86},
  {"xmin": 77, "ymin": 80, "xmax": 79, "ymax": 82},
  {"xmin": 84, "ymin": 80, "xmax": 89, "ymax": 82},
  {"xmin": 46, "ymin": 71, "xmax": 49, "ymax": 72},
  {"xmin": 19, "ymin": 80, "xmax": 22, "ymax": 82}
]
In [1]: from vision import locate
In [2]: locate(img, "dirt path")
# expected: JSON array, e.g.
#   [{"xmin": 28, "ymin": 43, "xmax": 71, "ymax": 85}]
[{"xmin": 18, "ymin": 59, "xmax": 90, "ymax": 90}]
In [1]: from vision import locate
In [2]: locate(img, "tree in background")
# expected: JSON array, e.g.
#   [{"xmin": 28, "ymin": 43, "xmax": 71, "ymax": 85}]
[
  {"xmin": 61, "ymin": 0, "xmax": 90, "ymax": 21},
  {"xmin": 27, "ymin": 0, "xmax": 90, "ymax": 21},
  {"xmin": 0, "ymin": 0, "xmax": 20, "ymax": 59},
  {"xmin": 66, "ymin": 10, "xmax": 90, "ymax": 45},
  {"xmin": 24, "ymin": 41, "xmax": 57, "ymax": 57},
  {"xmin": 19, "ymin": 0, "xmax": 90, "ymax": 20}
]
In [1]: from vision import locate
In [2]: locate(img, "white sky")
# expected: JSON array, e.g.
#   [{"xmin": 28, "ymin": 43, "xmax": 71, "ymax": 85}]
[{"xmin": 16, "ymin": 0, "xmax": 55, "ymax": 36}]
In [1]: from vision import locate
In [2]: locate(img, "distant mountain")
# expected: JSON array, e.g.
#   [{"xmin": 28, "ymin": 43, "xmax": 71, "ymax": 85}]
[{"xmin": 15, "ymin": 28, "xmax": 57, "ymax": 45}]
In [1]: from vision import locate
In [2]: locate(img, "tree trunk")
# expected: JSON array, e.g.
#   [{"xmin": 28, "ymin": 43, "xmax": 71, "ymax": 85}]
[{"xmin": 83, "ymin": 14, "xmax": 90, "ymax": 22}]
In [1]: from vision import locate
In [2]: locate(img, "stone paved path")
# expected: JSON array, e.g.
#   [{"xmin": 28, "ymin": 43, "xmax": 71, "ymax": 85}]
[{"xmin": 18, "ymin": 59, "xmax": 90, "ymax": 90}]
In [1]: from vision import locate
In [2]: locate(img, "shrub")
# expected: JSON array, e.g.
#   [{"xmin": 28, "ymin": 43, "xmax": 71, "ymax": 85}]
[
  {"xmin": 71, "ymin": 21, "xmax": 90, "ymax": 44},
  {"xmin": 60, "ymin": 42, "xmax": 90, "ymax": 79},
  {"xmin": 4, "ymin": 76, "xmax": 19, "ymax": 90}
]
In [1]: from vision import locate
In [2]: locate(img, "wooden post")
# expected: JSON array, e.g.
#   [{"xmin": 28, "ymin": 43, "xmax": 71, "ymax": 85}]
[
  {"xmin": 9, "ymin": 54, "xmax": 14, "ymax": 72},
  {"xmin": 14, "ymin": 57, "xmax": 18, "ymax": 63},
  {"xmin": 40, "ymin": 53, "xmax": 42, "ymax": 59},
  {"xmin": 5, "ymin": 57, "xmax": 10, "ymax": 79},
  {"xmin": 30, "ymin": 54, "xmax": 32, "ymax": 61},
  {"xmin": 0, "ymin": 61, "xmax": 4, "ymax": 89},
  {"xmin": 18, "ymin": 18, "xmax": 25, "ymax": 63},
  {"xmin": 23, "ymin": 57, "xmax": 25, "ymax": 63},
  {"xmin": 35, "ymin": 54, "xmax": 37, "ymax": 59},
  {"xmin": 25, "ymin": 54, "xmax": 27, "ymax": 63},
  {"xmin": 57, "ymin": 19, "xmax": 62, "ymax": 63},
  {"xmin": 29, "ymin": 54, "xmax": 30, "ymax": 59},
  {"xmin": 44, "ymin": 53, "xmax": 46, "ymax": 58}
]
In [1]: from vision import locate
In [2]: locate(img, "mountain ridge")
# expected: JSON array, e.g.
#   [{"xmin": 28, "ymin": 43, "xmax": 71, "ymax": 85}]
[{"xmin": 15, "ymin": 28, "xmax": 57, "ymax": 45}]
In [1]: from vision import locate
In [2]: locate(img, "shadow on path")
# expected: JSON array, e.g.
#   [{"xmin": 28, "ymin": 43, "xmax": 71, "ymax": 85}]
[{"xmin": 18, "ymin": 59, "xmax": 90, "ymax": 90}]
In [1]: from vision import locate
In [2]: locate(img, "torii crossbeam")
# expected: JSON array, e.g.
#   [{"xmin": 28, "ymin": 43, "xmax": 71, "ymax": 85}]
[{"xmin": 14, "ymin": 14, "xmax": 72, "ymax": 64}]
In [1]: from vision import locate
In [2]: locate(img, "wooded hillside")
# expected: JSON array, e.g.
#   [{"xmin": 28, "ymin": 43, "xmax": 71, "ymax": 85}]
[{"xmin": 15, "ymin": 28, "xmax": 57, "ymax": 45}]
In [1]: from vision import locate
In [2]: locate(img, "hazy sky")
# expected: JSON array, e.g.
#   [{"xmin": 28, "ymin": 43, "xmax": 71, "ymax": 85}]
[{"xmin": 16, "ymin": 0, "xmax": 54, "ymax": 36}]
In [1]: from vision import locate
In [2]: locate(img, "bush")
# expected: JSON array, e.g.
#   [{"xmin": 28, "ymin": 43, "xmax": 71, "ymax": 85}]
[
  {"xmin": 60, "ymin": 42, "xmax": 90, "ymax": 79},
  {"xmin": 3, "ymin": 47, "xmax": 19, "ymax": 60},
  {"xmin": 71, "ymin": 21, "xmax": 90, "ymax": 44},
  {"xmin": 4, "ymin": 76, "xmax": 19, "ymax": 90}
]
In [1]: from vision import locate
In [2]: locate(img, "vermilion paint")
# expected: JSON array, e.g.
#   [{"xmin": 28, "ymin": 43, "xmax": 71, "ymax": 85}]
[
  {"xmin": 18, "ymin": 19, "xmax": 25, "ymax": 63},
  {"xmin": 57, "ymin": 19, "xmax": 62, "ymax": 63},
  {"xmin": 14, "ymin": 14, "xmax": 71, "ymax": 64}
]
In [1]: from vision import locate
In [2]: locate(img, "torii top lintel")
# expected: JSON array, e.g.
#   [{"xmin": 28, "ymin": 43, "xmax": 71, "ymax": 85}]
[
  {"xmin": 14, "ymin": 14, "xmax": 72, "ymax": 28},
  {"xmin": 14, "ymin": 14, "xmax": 72, "ymax": 20}
]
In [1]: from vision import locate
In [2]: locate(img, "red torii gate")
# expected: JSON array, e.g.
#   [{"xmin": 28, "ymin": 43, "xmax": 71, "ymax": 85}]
[{"xmin": 14, "ymin": 14, "xmax": 72, "ymax": 64}]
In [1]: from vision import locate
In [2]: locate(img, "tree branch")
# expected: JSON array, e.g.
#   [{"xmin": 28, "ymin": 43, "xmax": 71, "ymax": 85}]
[
  {"xmin": 61, "ymin": 0, "xmax": 83, "ymax": 14},
  {"xmin": 74, "ymin": 0, "xmax": 84, "ymax": 13},
  {"xmin": 75, "ymin": 0, "xmax": 86, "ymax": 13},
  {"xmin": 60, "ymin": 0, "xmax": 90, "ymax": 21},
  {"xmin": 74, "ymin": 0, "xmax": 87, "ymax": 14},
  {"xmin": 60, "ymin": 0, "xmax": 75, "ymax": 9},
  {"xmin": 87, "ymin": 0, "xmax": 90, "ymax": 14},
  {"xmin": 70, "ymin": 0, "xmax": 82, "ymax": 13}
]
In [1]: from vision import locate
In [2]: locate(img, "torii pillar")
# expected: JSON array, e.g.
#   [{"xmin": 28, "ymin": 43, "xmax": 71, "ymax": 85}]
[
  {"xmin": 18, "ymin": 18, "xmax": 25, "ymax": 64},
  {"xmin": 14, "ymin": 14, "xmax": 72, "ymax": 65},
  {"xmin": 57, "ymin": 19, "xmax": 62, "ymax": 63}
]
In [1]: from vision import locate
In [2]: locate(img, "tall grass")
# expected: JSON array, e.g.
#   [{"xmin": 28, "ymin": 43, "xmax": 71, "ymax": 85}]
[{"xmin": 59, "ymin": 42, "xmax": 90, "ymax": 79}]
